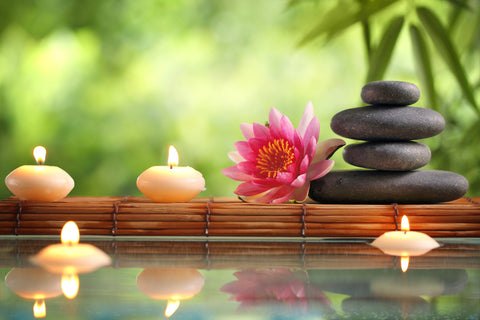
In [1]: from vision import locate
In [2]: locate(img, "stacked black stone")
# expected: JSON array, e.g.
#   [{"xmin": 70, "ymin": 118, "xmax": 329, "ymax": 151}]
[{"xmin": 309, "ymin": 81, "xmax": 469, "ymax": 204}]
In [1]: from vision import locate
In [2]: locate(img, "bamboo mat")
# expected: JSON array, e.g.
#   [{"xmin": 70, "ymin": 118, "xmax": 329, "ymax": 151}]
[
  {"xmin": 0, "ymin": 196, "xmax": 479, "ymax": 237},
  {"xmin": 1, "ymin": 238, "xmax": 479, "ymax": 270}
]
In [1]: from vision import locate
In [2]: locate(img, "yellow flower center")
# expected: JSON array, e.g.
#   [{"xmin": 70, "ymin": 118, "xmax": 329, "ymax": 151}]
[{"xmin": 256, "ymin": 139, "xmax": 296, "ymax": 179}]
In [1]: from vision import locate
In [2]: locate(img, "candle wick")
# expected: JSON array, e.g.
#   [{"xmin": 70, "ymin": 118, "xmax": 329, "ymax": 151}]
[
  {"xmin": 403, "ymin": 231, "xmax": 407, "ymax": 235},
  {"xmin": 169, "ymin": 164, "xmax": 173, "ymax": 169}
]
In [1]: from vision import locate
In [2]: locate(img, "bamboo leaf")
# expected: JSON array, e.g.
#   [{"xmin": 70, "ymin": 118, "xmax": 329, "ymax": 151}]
[
  {"xmin": 417, "ymin": 6, "xmax": 479, "ymax": 114},
  {"xmin": 409, "ymin": 24, "xmax": 437, "ymax": 108},
  {"xmin": 361, "ymin": 19, "xmax": 372, "ymax": 60},
  {"xmin": 285, "ymin": 0, "xmax": 313, "ymax": 9},
  {"xmin": 366, "ymin": 16, "xmax": 404, "ymax": 82},
  {"xmin": 297, "ymin": 0, "xmax": 399, "ymax": 46}
]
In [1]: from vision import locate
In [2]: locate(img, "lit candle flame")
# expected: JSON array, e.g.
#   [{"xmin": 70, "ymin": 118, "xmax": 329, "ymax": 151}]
[
  {"xmin": 401, "ymin": 256, "xmax": 410, "ymax": 272},
  {"xmin": 168, "ymin": 145, "xmax": 179, "ymax": 169},
  {"xmin": 165, "ymin": 299, "xmax": 180, "ymax": 318},
  {"xmin": 62, "ymin": 272, "xmax": 79, "ymax": 299},
  {"xmin": 33, "ymin": 299, "xmax": 46, "ymax": 318},
  {"xmin": 61, "ymin": 221, "xmax": 80, "ymax": 245},
  {"xmin": 33, "ymin": 146, "xmax": 47, "ymax": 165},
  {"xmin": 401, "ymin": 215, "xmax": 410, "ymax": 232}
]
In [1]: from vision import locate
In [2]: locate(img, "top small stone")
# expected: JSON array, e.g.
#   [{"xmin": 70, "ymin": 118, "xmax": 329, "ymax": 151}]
[{"xmin": 361, "ymin": 81, "xmax": 420, "ymax": 106}]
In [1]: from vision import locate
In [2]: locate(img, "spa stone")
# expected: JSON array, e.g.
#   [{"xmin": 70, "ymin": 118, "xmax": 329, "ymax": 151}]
[
  {"xmin": 342, "ymin": 141, "xmax": 431, "ymax": 171},
  {"xmin": 309, "ymin": 170, "xmax": 469, "ymax": 204},
  {"xmin": 361, "ymin": 81, "xmax": 420, "ymax": 105},
  {"xmin": 330, "ymin": 106, "xmax": 445, "ymax": 141}
]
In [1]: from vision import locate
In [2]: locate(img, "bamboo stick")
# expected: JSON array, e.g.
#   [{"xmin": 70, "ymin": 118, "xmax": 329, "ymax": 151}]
[
  {"xmin": 114, "ymin": 229, "xmax": 205, "ymax": 236},
  {"xmin": 209, "ymin": 215, "xmax": 302, "ymax": 222},
  {"xmin": 206, "ymin": 229, "xmax": 302, "ymax": 236},
  {"xmin": 14, "ymin": 228, "xmax": 114, "ymax": 236},
  {"xmin": 0, "ymin": 222, "xmax": 16, "ymax": 228},
  {"xmin": 119, "ymin": 207, "xmax": 207, "ymax": 214},
  {"xmin": 20, "ymin": 213, "xmax": 114, "ymax": 221},
  {"xmin": 210, "ymin": 207, "xmax": 303, "ymax": 216},
  {"xmin": 398, "ymin": 216, "xmax": 480, "ymax": 223},
  {"xmin": 117, "ymin": 221, "xmax": 206, "ymax": 229},
  {"xmin": 116, "ymin": 214, "xmax": 206, "ymax": 222},
  {"xmin": 305, "ymin": 223, "xmax": 394, "ymax": 230},
  {"xmin": 305, "ymin": 229, "xmax": 387, "ymax": 237},
  {"xmin": 19, "ymin": 221, "xmax": 113, "ymax": 229},
  {"xmin": 208, "ymin": 221, "xmax": 303, "ymax": 229}
]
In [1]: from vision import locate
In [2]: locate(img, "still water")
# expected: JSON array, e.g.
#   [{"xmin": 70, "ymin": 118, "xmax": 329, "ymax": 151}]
[{"xmin": 0, "ymin": 237, "xmax": 479, "ymax": 320}]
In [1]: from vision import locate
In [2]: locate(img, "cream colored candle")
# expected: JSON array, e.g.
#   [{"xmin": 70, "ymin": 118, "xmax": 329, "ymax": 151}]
[
  {"xmin": 31, "ymin": 221, "xmax": 111, "ymax": 299},
  {"xmin": 31, "ymin": 221, "xmax": 111, "ymax": 274},
  {"xmin": 371, "ymin": 215, "xmax": 440, "ymax": 257},
  {"xmin": 137, "ymin": 146, "xmax": 206, "ymax": 202},
  {"xmin": 5, "ymin": 146, "xmax": 74, "ymax": 202}
]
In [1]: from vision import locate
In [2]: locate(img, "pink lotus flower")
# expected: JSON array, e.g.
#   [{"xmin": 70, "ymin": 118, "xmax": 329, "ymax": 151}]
[{"xmin": 222, "ymin": 102, "xmax": 345, "ymax": 203}]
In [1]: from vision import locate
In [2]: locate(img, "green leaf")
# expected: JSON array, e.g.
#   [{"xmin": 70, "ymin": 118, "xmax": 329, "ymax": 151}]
[
  {"xmin": 285, "ymin": 0, "xmax": 313, "ymax": 9},
  {"xmin": 366, "ymin": 16, "xmax": 404, "ymax": 82},
  {"xmin": 361, "ymin": 18, "xmax": 372, "ymax": 60},
  {"xmin": 409, "ymin": 24, "xmax": 437, "ymax": 108},
  {"xmin": 417, "ymin": 6, "xmax": 479, "ymax": 114},
  {"xmin": 447, "ymin": 4, "xmax": 463, "ymax": 31},
  {"xmin": 297, "ymin": 0, "xmax": 399, "ymax": 46}
]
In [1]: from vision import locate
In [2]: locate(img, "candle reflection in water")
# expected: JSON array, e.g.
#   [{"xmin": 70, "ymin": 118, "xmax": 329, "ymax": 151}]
[
  {"xmin": 31, "ymin": 221, "xmax": 111, "ymax": 299},
  {"xmin": 371, "ymin": 215, "xmax": 440, "ymax": 272},
  {"xmin": 5, "ymin": 268, "xmax": 62, "ymax": 318},
  {"xmin": 136, "ymin": 268, "xmax": 205, "ymax": 317}
]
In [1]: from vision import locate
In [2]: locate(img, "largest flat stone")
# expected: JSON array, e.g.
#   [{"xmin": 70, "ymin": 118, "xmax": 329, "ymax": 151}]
[
  {"xmin": 331, "ymin": 106, "xmax": 445, "ymax": 141},
  {"xmin": 309, "ymin": 170, "xmax": 468, "ymax": 204}
]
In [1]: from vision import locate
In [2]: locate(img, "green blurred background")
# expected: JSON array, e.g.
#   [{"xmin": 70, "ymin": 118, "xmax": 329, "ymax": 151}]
[{"xmin": 1, "ymin": 0, "xmax": 479, "ymax": 199}]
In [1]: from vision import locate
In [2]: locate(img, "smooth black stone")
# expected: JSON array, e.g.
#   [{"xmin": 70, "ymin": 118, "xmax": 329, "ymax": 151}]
[
  {"xmin": 309, "ymin": 170, "xmax": 469, "ymax": 204},
  {"xmin": 361, "ymin": 81, "xmax": 420, "ymax": 105},
  {"xmin": 330, "ymin": 106, "xmax": 445, "ymax": 141},
  {"xmin": 343, "ymin": 141, "xmax": 431, "ymax": 171}
]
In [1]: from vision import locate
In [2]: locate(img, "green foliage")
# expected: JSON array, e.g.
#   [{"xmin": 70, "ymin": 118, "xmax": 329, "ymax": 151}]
[
  {"xmin": 366, "ymin": 15, "xmax": 404, "ymax": 82},
  {"xmin": 0, "ymin": 0, "xmax": 479, "ymax": 198},
  {"xmin": 417, "ymin": 6, "xmax": 479, "ymax": 114},
  {"xmin": 0, "ymin": 0, "xmax": 366, "ymax": 198}
]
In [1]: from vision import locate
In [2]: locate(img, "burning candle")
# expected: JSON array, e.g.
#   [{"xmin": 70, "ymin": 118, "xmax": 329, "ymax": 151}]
[
  {"xmin": 5, "ymin": 146, "xmax": 74, "ymax": 201},
  {"xmin": 137, "ymin": 268, "xmax": 205, "ymax": 318},
  {"xmin": 31, "ymin": 221, "xmax": 111, "ymax": 298},
  {"xmin": 372, "ymin": 216, "xmax": 440, "ymax": 256},
  {"xmin": 137, "ymin": 145, "xmax": 206, "ymax": 202},
  {"xmin": 371, "ymin": 215, "xmax": 440, "ymax": 271}
]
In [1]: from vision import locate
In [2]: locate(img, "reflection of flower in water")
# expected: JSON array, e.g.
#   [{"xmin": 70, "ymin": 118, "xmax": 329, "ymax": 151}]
[{"xmin": 221, "ymin": 269, "xmax": 332, "ymax": 312}]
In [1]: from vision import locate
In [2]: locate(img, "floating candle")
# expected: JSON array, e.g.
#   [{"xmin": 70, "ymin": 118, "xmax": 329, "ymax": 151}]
[
  {"xmin": 371, "ymin": 216, "xmax": 440, "ymax": 257},
  {"xmin": 137, "ymin": 268, "xmax": 205, "ymax": 318},
  {"xmin": 5, "ymin": 146, "xmax": 74, "ymax": 201},
  {"xmin": 31, "ymin": 221, "xmax": 111, "ymax": 298},
  {"xmin": 31, "ymin": 221, "xmax": 111, "ymax": 274},
  {"xmin": 137, "ymin": 145, "xmax": 206, "ymax": 202}
]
